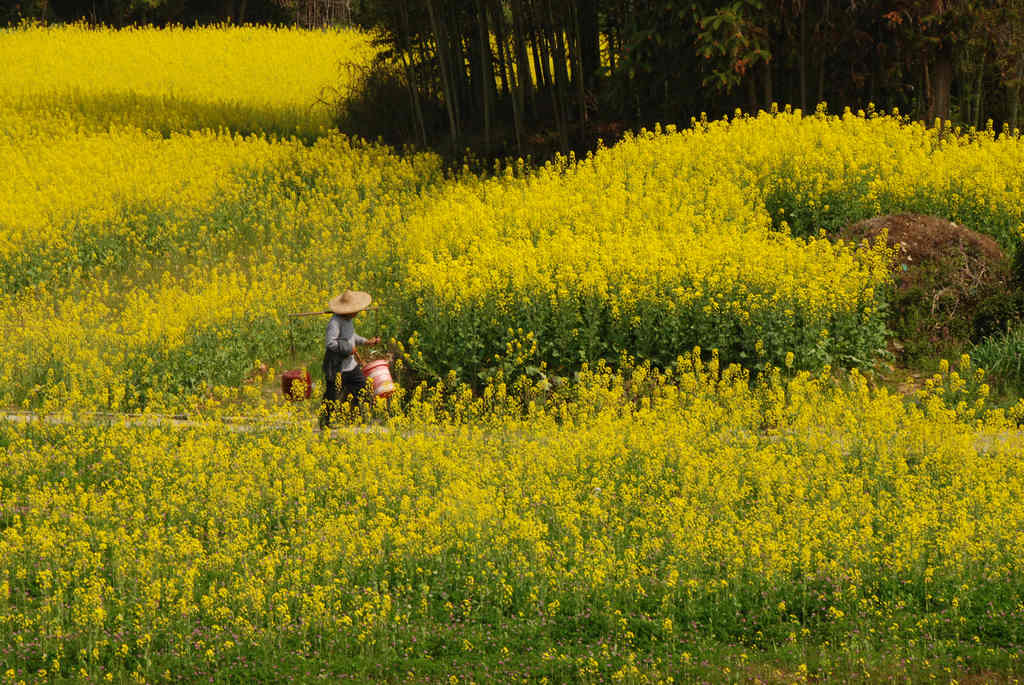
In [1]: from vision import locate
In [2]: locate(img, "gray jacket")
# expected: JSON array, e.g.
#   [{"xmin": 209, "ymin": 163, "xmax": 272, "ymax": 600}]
[{"xmin": 325, "ymin": 314, "xmax": 368, "ymax": 373}]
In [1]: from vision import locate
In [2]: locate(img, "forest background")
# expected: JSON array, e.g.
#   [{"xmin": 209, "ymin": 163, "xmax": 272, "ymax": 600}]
[{"xmin": 5, "ymin": 0, "xmax": 1024, "ymax": 158}]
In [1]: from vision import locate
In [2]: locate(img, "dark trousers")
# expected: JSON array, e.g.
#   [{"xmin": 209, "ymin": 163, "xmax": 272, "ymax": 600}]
[{"xmin": 320, "ymin": 354, "xmax": 367, "ymax": 427}]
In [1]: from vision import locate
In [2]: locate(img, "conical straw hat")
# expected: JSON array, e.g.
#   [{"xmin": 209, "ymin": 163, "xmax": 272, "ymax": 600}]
[{"xmin": 328, "ymin": 290, "xmax": 372, "ymax": 315}]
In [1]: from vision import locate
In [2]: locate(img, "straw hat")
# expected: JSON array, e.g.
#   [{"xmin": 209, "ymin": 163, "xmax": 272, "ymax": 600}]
[{"xmin": 329, "ymin": 289, "xmax": 372, "ymax": 315}]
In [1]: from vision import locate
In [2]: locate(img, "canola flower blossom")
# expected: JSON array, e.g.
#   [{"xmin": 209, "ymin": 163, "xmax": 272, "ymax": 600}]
[
  {"xmin": 0, "ymin": 23, "xmax": 375, "ymax": 137},
  {"xmin": 2, "ymin": 355, "xmax": 1024, "ymax": 681},
  {"xmin": 0, "ymin": 126, "xmax": 302, "ymax": 270},
  {"xmin": 393, "ymin": 127, "xmax": 892, "ymax": 377},
  {"xmin": 3, "ymin": 27, "xmax": 1024, "ymax": 404},
  {"xmin": 0, "ymin": 133, "xmax": 445, "ymax": 410},
  {"xmin": 2, "ymin": 25, "xmax": 1024, "ymax": 681}
]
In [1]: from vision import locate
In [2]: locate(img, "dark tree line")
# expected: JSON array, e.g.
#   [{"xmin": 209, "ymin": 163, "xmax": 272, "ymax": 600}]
[
  {"xmin": 351, "ymin": 0, "xmax": 1024, "ymax": 155},
  {"xmin": 6, "ymin": 0, "xmax": 1023, "ymax": 154}
]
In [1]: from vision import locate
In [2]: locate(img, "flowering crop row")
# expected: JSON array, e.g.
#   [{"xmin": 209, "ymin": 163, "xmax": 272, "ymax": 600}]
[
  {"xmin": 3, "ymin": 27, "xmax": 1024, "ymax": 407},
  {"xmin": 0, "ymin": 24, "xmax": 374, "ymax": 138},
  {"xmin": 1, "ymin": 356, "xmax": 1022, "ymax": 681},
  {"xmin": 391, "ymin": 128, "xmax": 892, "ymax": 378},
  {"xmin": 0, "ymin": 133, "xmax": 445, "ymax": 409},
  {"xmin": 389, "ymin": 110, "xmax": 1024, "ymax": 381}
]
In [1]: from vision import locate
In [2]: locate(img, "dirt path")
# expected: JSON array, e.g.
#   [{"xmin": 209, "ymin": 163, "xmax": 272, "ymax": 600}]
[{"xmin": 0, "ymin": 410, "xmax": 389, "ymax": 435}]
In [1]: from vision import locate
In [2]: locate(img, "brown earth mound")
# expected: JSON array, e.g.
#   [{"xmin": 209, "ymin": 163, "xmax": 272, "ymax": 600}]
[{"xmin": 840, "ymin": 213, "xmax": 1019, "ymax": 358}]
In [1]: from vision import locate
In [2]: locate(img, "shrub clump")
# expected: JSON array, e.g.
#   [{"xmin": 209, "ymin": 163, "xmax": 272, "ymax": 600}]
[
  {"xmin": 330, "ymin": 59, "xmax": 447, "ymax": 149},
  {"xmin": 841, "ymin": 213, "xmax": 1021, "ymax": 359}
]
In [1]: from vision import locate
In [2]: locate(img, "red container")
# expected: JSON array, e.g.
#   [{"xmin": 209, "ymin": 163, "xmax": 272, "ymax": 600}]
[
  {"xmin": 362, "ymin": 358, "xmax": 396, "ymax": 399},
  {"xmin": 281, "ymin": 369, "xmax": 311, "ymax": 400}
]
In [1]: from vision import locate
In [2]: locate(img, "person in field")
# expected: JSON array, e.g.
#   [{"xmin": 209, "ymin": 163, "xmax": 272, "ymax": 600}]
[{"xmin": 319, "ymin": 289, "xmax": 379, "ymax": 429}]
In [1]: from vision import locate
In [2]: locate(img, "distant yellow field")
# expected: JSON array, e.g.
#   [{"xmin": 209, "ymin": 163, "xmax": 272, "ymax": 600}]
[{"xmin": 0, "ymin": 23, "xmax": 376, "ymax": 136}]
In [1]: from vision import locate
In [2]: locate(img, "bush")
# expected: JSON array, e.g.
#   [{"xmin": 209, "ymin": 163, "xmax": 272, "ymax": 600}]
[
  {"xmin": 331, "ymin": 58, "xmax": 447, "ymax": 149},
  {"xmin": 840, "ymin": 214, "xmax": 1021, "ymax": 360}
]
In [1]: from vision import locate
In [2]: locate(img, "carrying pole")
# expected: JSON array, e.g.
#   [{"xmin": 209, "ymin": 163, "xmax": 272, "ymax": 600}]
[
  {"xmin": 287, "ymin": 310, "xmax": 331, "ymax": 318},
  {"xmin": 286, "ymin": 306, "xmax": 379, "ymax": 318},
  {"xmin": 285, "ymin": 306, "xmax": 381, "ymax": 355}
]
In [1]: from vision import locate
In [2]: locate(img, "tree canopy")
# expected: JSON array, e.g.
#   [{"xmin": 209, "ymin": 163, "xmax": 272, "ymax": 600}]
[{"xmin": 348, "ymin": 0, "xmax": 1024, "ymax": 155}]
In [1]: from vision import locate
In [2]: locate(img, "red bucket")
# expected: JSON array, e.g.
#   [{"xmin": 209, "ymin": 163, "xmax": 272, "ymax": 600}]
[
  {"xmin": 281, "ymin": 368, "xmax": 311, "ymax": 400},
  {"xmin": 362, "ymin": 358, "xmax": 395, "ymax": 399}
]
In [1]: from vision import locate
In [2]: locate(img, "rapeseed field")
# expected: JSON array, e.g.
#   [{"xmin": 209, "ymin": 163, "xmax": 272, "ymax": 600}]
[{"xmin": 2, "ymin": 24, "xmax": 1024, "ymax": 682}]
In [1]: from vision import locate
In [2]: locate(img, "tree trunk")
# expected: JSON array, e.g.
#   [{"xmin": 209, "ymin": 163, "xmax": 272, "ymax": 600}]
[
  {"xmin": 489, "ymin": 0, "xmax": 511, "ymax": 97},
  {"xmin": 425, "ymin": 0, "xmax": 459, "ymax": 147},
  {"xmin": 817, "ymin": 52, "xmax": 825, "ymax": 106},
  {"xmin": 510, "ymin": 0, "xmax": 534, "ymax": 117},
  {"xmin": 972, "ymin": 48, "xmax": 986, "ymax": 129},
  {"xmin": 919, "ymin": 58, "xmax": 928, "ymax": 122},
  {"xmin": 816, "ymin": 0, "xmax": 829, "ymax": 106},
  {"xmin": 497, "ymin": 12, "xmax": 525, "ymax": 153},
  {"xmin": 451, "ymin": 34, "xmax": 470, "ymax": 132},
  {"xmin": 1010, "ymin": 79, "xmax": 1021, "ymax": 133},
  {"xmin": 577, "ymin": 0, "xmax": 600, "ymax": 91},
  {"xmin": 402, "ymin": 50, "xmax": 429, "ymax": 147},
  {"xmin": 533, "ymin": 10, "xmax": 553, "ymax": 93},
  {"xmin": 608, "ymin": 24, "xmax": 616, "ymax": 73},
  {"xmin": 929, "ymin": 44, "xmax": 953, "ymax": 125},
  {"xmin": 504, "ymin": 39, "xmax": 526, "ymax": 154},
  {"xmin": 548, "ymin": 0, "xmax": 572, "ymax": 152},
  {"xmin": 475, "ymin": 0, "xmax": 493, "ymax": 151},
  {"xmin": 799, "ymin": 3, "xmax": 807, "ymax": 110},
  {"xmin": 501, "ymin": 0, "xmax": 527, "ymax": 149},
  {"xmin": 541, "ymin": 29, "xmax": 565, "ymax": 150},
  {"xmin": 570, "ymin": 0, "xmax": 588, "ymax": 140},
  {"xmin": 870, "ymin": 18, "xmax": 884, "ymax": 108},
  {"xmin": 536, "ymin": 14, "xmax": 556, "ymax": 123},
  {"xmin": 399, "ymin": 0, "xmax": 428, "ymax": 147}
]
